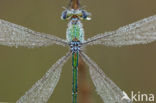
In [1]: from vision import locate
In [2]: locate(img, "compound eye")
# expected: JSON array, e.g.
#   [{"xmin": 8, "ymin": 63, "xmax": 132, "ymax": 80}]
[
  {"xmin": 82, "ymin": 10, "xmax": 87, "ymax": 19},
  {"xmin": 61, "ymin": 10, "xmax": 73, "ymax": 20},
  {"xmin": 61, "ymin": 10, "xmax": 67, "ymax": 20},
  {"xmin": 82, "ymin": 10, "xmax": 91, "ymax": 20}
]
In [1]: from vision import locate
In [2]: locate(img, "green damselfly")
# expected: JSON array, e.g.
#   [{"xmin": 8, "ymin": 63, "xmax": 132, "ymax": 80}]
[{"xmin": 0, "ymin": 0, "xmax": 156, "ymax": 103}]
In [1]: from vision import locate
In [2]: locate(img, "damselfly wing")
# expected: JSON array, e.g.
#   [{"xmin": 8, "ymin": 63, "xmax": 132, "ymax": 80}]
[
  {"xmin": 83, "ymin": 15, "xmax": 156, "ymax": 47},
  {"xmin": 16, "ymin": 52, "xmax": 71, "ymax": 103},
  {"xmin": 0, "ymin": 19, "xmax": 68, "ymax": 48}
]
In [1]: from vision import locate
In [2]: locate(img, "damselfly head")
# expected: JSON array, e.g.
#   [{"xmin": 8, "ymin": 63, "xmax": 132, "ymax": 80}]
[{"xmin": 61, "ymin": 9, "xmax": 91, "ymax": 21}]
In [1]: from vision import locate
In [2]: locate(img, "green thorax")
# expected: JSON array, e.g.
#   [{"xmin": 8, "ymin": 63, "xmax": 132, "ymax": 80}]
[{"xmin": 66, "ymin": 20, "xmax": 84, "ymax": 42}]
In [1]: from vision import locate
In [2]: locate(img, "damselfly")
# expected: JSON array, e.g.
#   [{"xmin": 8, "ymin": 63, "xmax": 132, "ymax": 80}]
[{"xmin": 0, "ymin": 0, "xmax": 156, "ymax": 103}]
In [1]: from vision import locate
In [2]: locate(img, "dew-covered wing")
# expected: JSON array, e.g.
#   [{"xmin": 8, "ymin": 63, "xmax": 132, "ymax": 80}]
[
  {"xmin": 84, "ymin": 15, "xmax": 156, "ymax": 47},
  {"xmin": 16, "ymin": 52, "xmax": 71, "ymax": 103},
  {"xmin": 0, "ymin": 19, "xmax": 68, "ymax": 48},
  {"xmin": 80, "ymin": 51, "xmax": 132, "ymax": 103}
]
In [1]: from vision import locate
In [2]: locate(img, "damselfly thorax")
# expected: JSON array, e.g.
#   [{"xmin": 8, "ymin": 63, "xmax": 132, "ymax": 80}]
[{"xmin": 61, "ymin": 8, "xmax": 91, "ymax": 53}]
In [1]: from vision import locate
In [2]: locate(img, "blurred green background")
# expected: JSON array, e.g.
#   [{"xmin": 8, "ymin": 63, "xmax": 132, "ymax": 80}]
[{"xmin": 0, "ymin": 0, "xmax": 156, "ymax": 103}]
